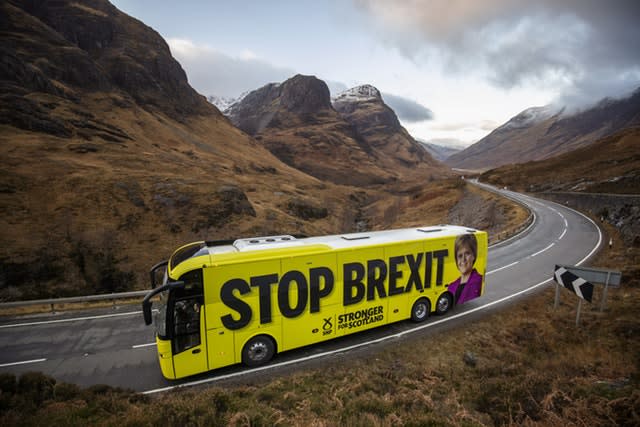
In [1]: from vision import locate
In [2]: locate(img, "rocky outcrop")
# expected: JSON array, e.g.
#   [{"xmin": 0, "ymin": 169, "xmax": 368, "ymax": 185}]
[
  {"xmin": 2, "ymin": 0, "xmax": 215, "ymax": 124},
  {"xmin": 226, "ymin": 75, "xmax": 333, "ymax": 135}
]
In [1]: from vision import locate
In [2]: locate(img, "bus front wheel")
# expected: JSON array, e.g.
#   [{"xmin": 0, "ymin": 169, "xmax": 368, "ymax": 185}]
[
  {"xmin": 242, "ymin": 335, "xmax": 275, "ymax": 367},
  {"xmin": 436, "ymin": 293, "xmax": 452, "ymax": 315},
  {"xmin": 411, "ymin": 298, "xmax": 430, "ymax": 322}
]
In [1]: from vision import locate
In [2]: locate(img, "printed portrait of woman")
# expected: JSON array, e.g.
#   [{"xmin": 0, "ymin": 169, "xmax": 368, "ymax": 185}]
[{"xmin": 447, "ymin": 233, "xmax": 484, "ymax": 305}]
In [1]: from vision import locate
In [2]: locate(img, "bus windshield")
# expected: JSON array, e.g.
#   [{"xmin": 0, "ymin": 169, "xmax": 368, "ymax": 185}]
[{"xmin": 170, "ymin": 242, "xmax": 208, "ymax": 270}]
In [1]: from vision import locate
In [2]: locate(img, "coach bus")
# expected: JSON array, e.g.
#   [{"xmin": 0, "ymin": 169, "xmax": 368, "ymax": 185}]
[{"xmin": 142, "ymin": 225, "xmax": 487, "ymax": 379}]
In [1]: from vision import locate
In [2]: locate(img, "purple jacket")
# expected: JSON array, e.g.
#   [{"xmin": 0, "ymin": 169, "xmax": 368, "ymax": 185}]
[{"xmin": 447, "ymin": 269, "xmax": 483, "ymax": 305}]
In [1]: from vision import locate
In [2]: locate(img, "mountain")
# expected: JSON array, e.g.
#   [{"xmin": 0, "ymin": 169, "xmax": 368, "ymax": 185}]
[
  {"xmin": 207, "ymin": 95, "xmax": 239, "ymax": 112},
  {"xmin": 0, "ymin": 0, "xmax": 370, "ymax": 298},
  {"xmin": 481, "ymin": 127, "xmax": 640, "ymax": 195},
  {"xmin": 227, "ymin": 78, "xmax": 448, "ymax": 186},
  {"xmin": 332, "ymin": 85, "xmax": 441, "ymax": 170},
  {"xmin": 446, "ymin": 89, "xmax": 640, "ymax": 170},
  {"xmin": 418, "ymin": 141, "xmax": 463, "ymax": 162}
]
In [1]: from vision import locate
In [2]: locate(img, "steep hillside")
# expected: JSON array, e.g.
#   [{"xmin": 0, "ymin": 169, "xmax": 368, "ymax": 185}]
[
  {"xmin": 227, "ymin": 77, "xmax": 449, "ymax": 186},
  {"xmin": 480, "ymin": 127, "xmax": 640, "ymax": 194},
  {"xmin": 447, "ymin": 89, "xmax": 640, "ymax": 170}
]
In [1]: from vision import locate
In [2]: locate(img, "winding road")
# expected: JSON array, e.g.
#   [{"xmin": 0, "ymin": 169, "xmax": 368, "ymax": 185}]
[{"xmin": 0, "ymin": 183, "xmax": 602, "ymax": 394}]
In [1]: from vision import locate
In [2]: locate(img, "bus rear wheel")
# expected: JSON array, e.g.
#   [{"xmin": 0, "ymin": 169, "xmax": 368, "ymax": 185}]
[
  {"xmin": 436, "ymin": 293, "xmax": 453, "ymax": 315},
  {"xmin": 411, "ymin": 298, "xmax": 430, "ymax": 322},
  {"xmin": 242, "ymin": 335, "xmax": 275, "ymax": 367}
]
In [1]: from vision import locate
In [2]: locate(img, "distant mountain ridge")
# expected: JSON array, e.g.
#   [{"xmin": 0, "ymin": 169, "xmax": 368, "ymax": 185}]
[
  {"xmin": 446, "ymin": 88, "xmax": 640, "ymax": 170},
  {"xmin": 225, "ymin": 76, "xmax": 447, "ymax": 186},
  {"xmin": 418, "ymin": 141, "xmax": 462, "ymax": 162}
]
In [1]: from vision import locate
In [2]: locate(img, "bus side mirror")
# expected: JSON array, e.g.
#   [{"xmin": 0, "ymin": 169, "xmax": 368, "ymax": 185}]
[
  {"xmin": 142, "ymin": 280, "xmax": 184, "ymax": 325},
  {"xmin": 143, "ymin": 295, "xmax": 153, "ymax": 325},
  {"xmin": 149, "ymin": 260, "xmax": 168, "ymax": 289}
]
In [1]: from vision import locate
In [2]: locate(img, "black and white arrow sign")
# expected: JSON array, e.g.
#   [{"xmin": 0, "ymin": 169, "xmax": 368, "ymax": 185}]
[{"xmin": 554, "ymin": 265, "xmax": 594, "ymax": 303}]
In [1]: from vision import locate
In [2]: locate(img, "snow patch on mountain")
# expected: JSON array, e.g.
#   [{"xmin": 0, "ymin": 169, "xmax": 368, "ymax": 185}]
[
  {"xmin": 332, "ymin": 84, "xmax": 381, "ymax": 104},
  {"xmin": 208, "ymin": 90, "xmax": 251, "ymax": 114},
  {"xmin": 499, "ymin": 105, "xmax": 562, "ymax": 131}
]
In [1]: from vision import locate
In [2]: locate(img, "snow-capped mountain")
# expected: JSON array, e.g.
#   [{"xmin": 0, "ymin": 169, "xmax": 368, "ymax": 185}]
[
  {"xmin": 207, "ymin": 95, "xmax": 236, "ymax": 112},
  {"xmin": 497, "ymin": 105, "xmax": 562, "ymax": 132},
  {"xmin": 219, "ymin": 75, "xmax": 447, "ymax": 186},
  {"xmin": 331, "ymin": 84, "xmax": 381, "ymax": 104},
  {"xmin": 446, "ymin": 88, "xmax": 640, "ymax": 170},
  {"xmin": 207, "ymin": 91, "xmax": 250, "ymax": 114}
]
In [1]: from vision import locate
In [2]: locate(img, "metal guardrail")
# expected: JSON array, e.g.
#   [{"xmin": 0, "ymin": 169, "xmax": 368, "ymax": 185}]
[{"xmin": 0, "ymin": 290, "xmax": 148, "ymax": 312}]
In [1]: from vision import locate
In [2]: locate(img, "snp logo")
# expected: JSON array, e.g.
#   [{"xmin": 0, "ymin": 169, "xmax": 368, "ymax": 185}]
[{"xmin": 322, "ymin": 317, "xmax": 333, "ymax": 336}]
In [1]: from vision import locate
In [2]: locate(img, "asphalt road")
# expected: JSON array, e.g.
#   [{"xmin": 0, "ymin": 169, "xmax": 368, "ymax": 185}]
[{"xmin": 0, "ymin": 184, "xmax": 602, "ymax": 394}]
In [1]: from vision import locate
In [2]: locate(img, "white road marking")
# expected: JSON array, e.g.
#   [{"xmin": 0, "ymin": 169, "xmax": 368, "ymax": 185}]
[
  {"xmin": 0, "ymin": 311, "xmax": 141, "ymax": 329},
  {"xmin": 132, "ymin": 342, "xmax": 156, "ymax": 349},
  {"xmin": 0, "ymin": 358, "xmax": 47, "ymax": 368},
  {"xmin": 559, "ymin": 228, "xmax": 567, "ymax": 240},
  {"xmin": 530, "ymin": 243, "xmax": 555, "ymax": 257},
  {"xmin": 487, "ymin": 261, "xmax": 519, "ymax": 275}
]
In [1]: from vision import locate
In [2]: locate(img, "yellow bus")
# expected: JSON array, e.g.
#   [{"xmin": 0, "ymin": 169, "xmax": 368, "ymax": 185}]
[{"xmin": 142, "ymin": 225, "xmax": 487, "ymax": 379}]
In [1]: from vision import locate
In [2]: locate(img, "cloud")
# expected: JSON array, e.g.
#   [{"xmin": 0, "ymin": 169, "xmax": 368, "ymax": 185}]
[
  {"xmin": 167, "ymin": 38, "xmax": 295, "ymax": 98},
  {"xmin": 381, "ymin": 93, "xmax": 434, "ymax": 122},
  {"xmin": 353, "ymin": 0, "xmax": 640, "ymax": 108}
]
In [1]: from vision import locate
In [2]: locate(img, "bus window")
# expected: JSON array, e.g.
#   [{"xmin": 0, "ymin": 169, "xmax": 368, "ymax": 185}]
[
  {"xmin": 173, "ymin": 298, "xmax": 201, "ymax": 353},
  {"xmin": 171, "ymin": 269, "xmax": 204, "ymax": 354}
]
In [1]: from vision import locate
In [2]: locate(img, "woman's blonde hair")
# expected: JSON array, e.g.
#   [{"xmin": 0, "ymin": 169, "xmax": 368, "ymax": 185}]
[{"xmin": 454, "ymin": 233, "xmax": 478, "ymax": 262}]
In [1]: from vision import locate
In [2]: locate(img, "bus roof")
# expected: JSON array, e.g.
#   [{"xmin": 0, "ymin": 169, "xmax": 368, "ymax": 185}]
[{"xmin": 205, "ymin": 225, "xmax": 479, "ymax": 256}]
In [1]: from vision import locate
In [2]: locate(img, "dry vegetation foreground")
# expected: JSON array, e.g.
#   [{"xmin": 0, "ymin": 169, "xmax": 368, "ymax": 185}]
[{"xmin": 1, "ymin": 221, "xmax": 638, "ymax": 426}]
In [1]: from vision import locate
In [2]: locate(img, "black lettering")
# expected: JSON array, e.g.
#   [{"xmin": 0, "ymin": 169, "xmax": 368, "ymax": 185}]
[
  {"xmin": 309, "ymin": 267, "xmax": 334, "ymax": 313},
  {"xmin": 405, "ymin": 253, "xmax": 424, "ymax": 292},
  {"xmin": 250, "ymin": 273, "xmax": 278, "ymax": 324},
  {"xmin": 278, "ymin": 270, "xmax": 308, "ymax": 318},
  {"xmin": 388, "ymin": 256, "xmax": 405, "ymax": 296},
  {"xmin": 433, "ymin": 249, "xmax": 449, "ymax": 286},
  {"xmin": 366, "ymin": 259, "xmax": 387, "ymax": 301},
  {"xmin": 220, "ymin": 279, "xmax": 252, "ymax": 330},
  {"xmin": 343, "ymin": 262, "xmax": 365, "ymax": 306},
  {"xmin": 424, "ymin": 252, "xmax": 433, "ymax": 288}
]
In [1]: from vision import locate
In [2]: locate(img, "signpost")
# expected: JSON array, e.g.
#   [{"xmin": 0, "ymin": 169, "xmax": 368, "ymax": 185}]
[{"xmin": 552, "ymin": 265, "xmax": 622, "ymax": 326}]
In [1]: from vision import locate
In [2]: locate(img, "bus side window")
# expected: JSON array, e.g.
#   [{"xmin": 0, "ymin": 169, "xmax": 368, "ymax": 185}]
[
  {"xmin": 173, "ymin": 298, "xmax": 201, "ymax": 353},
  {"xmin": 172, "ymin": 269, "xmax": 204, "ymax": 354}
]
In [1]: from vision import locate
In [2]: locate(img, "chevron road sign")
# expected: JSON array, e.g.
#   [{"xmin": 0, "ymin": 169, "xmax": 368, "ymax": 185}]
[
  {"xmin": 552, "ymin": 264, "xmax": 622, "ymax": 326},
  {"xmin": 554, "ymin": 265, "xmax": 594, "ymax": 302}
]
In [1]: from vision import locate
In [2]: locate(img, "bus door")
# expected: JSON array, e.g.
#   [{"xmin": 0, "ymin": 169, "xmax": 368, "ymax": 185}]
[
  {"xmin": 171, "ymin": 269, "xmax": 208, "ymax": 378},
  {"xmin": 202, "ymin": 266, "xmax": 235, "ymax": 369}
]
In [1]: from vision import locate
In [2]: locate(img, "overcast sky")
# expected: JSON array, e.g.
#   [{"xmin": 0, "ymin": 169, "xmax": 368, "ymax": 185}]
[{"xmin": 112, "ymin": 0, "xmax": 640, "ymax": 147}]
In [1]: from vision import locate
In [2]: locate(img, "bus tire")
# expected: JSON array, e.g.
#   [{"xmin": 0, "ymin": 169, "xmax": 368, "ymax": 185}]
[
  {"xmin": 435, "ymin": 293, "xmax": 453, "ymax": 315},
  {"xmin": 411, "ymin": 298, "xmax": 430, "ymax": 322},
  {"xmin": 242, "ymin": 335, "xmax": 275, "ymax": 367}
]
